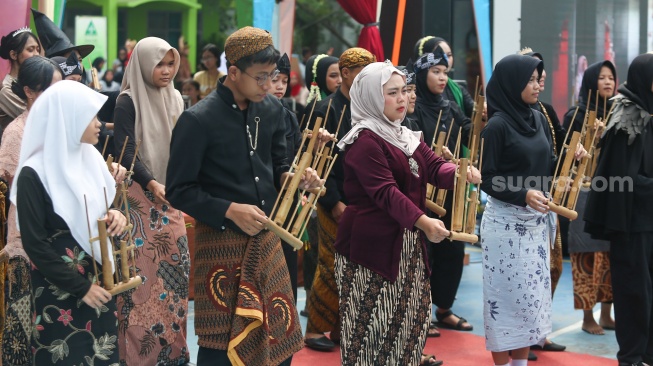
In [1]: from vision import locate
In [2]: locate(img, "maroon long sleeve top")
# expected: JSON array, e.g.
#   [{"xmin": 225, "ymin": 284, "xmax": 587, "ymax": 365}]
[{"xmin": 334, "ymin": 130, "xmax": 457, "ymax": 281}]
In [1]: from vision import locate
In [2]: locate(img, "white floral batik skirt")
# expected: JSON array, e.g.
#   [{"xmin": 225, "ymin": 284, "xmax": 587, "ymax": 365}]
[{"xmin": 480, "ymin": 196, "xmax": 554, "ymax": 352}]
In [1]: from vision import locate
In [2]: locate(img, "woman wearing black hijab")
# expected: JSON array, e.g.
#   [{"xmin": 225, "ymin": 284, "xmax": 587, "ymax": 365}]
[
  {"xmin": 563, "ymin": 60, "xmax": 617, "ymax": 336},
  {"xmin": 584, "ymin": 53, "xmax": 653, "ymax": 366},
  {"xmin": 304, "ymin": 54, "xmax": 340, "ymax": 105},
  {"xmin": 480, "ymin": 54, "xmax": 586, "ymax": 366},
  {"xmin": 414, "ymin": 36, "xmax": 475, "ymax": 118},
  {"xmin": 412, "ymin": 48, "xmax": 473, "ymax": 336}
]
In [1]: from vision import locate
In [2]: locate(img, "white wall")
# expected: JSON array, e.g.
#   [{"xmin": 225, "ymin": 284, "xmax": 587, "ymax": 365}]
[{"xmin": 492, "ymin": 0, "xmax": 522, "ymax": 66}]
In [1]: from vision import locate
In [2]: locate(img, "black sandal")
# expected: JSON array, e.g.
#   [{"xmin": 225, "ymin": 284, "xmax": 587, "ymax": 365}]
[
  {"xmin": 420, "ymin": 354, "xmax": 444, "ymax": 366},
  {"xmin": 427, "ymin": 323, "xmax": 441, "ymax": 337},
  {"xmin": 435, "ymin": 309, "xmax": 473, "ymax": 331}
]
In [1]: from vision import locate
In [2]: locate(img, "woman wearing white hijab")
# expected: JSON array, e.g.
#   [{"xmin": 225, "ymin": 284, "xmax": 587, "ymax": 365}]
[
  {"xmin": 11, "ymin": 80, "xmax": 127, "ymax": 365},
  {"xmin": 333, "ymin": 61, "xmax": 480, "ymax": 365},
  {"xmin": 112, "ymin": 37, "xmax": 189, "ymax": 365}
]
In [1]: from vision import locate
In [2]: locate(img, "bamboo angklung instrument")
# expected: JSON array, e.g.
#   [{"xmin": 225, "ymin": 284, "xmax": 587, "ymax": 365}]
[
  {"xmin": 547, "ymin": 124, "xmax": 584, "ymax": 220},
  {"xmin": 84, "ymin": 191, "xmax": 142, "ymax": 296},
  {"xmin": 425, "ymin": 110, "xmax": 447, "ymax": 217},
  {"xmin": 91, "ymin": 67, "xmax": 101, "ymax": 91},
  {"xmin": 265, "ymin": 101, "xmax": 340, "ymax": 250},
  {"xmin": 446, "ymin": 132, "xmax": 482, "ymax": 244}
]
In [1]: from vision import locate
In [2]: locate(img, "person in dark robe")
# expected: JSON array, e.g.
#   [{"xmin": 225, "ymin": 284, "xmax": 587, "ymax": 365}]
[
  {"xmin": 584, "ymin": 53, "xmax": 653, "ymax": 366},
  {"xmin": 563, "ymin": 59, "xmax": 617, "ymax": 336},
  {"xmin": 303, "ymin": 47, "xmax": 376, "ymax": 352},
  {"xmin": 299, "ymin": 54, "xmax": 340, "ymax": 322},
  {"xmin": 414, "ymin": 36, "xmax": 475, "ymax": 118},
  {"xmin": 166, "ymin": 27, "xmax": 322, "ymax": 366},
  {"xmin": 412, "ymin": 47, "xmax": 473, "ymax": 336}
]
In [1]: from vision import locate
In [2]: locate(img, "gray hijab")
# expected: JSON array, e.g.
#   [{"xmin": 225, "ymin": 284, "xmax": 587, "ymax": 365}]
[{"xmin": 338, "ymin": 61, "xmax": 421, "ymax": 156}]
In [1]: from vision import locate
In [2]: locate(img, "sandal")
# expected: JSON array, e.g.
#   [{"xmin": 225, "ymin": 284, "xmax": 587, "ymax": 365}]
[
  {"xmin": 435, "ymin": 309, "xmax": 473, "ymax": 331},
  {"xmin": 427, "ymin": 324, "xmax": 441, "ymax": 337},
  {"xmin": 420, "ymin": 353, "xmax": 444, "ymax": 366}
]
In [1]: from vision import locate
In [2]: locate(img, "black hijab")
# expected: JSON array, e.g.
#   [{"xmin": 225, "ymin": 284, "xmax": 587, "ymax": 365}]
[
  {"xmin": 486, "ymin": 54, "xmax": 543, "ymax": 136},
  {"xmin": 619, "ymin": 53, "xmax": 653, "ymax": 114},
  {"xmin": 413, "ymin": 36, "xmax": 447, "ymax": 60},
  {"xmin": 304, "ymin": 54, "xmax": 339, "ymax": 98},
  {"xmin": 415, "ymin": 47, "xmax": 448, "ymax": 106},
  {"xmin": 579, "ymin": 60, "xmax": 617, "ymax": 118}
]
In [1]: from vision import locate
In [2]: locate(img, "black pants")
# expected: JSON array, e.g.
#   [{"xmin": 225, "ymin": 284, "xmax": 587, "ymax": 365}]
[
  {"xmin": 428, "ymin": 238, "xmax": 465, "ymax": 309},
  {"xmin": 428, "ymin": 193, "xmax": 466, "ymax": 310},
  {"xmin": 197, "ymin": 346, "xmax": 293, "ymax": 366},
  {"xmin": 610, "ymin": 232, "xmax": 653, "ymax": 365}
]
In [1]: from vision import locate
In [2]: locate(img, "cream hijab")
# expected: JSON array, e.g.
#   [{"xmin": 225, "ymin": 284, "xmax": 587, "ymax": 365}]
[
  {"xmin": 11, "ymin": 80, "xmax": 116, "ymax": 267},
  {"xmin": 338, "ymin": 61, "xmax": 421, "ymax": 156},
  {"xmin": 120, "ymin": 37, "xmax": 183, "ymax": 185}
]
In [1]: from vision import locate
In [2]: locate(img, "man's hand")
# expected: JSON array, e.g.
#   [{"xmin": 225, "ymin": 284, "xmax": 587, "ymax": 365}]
[
  {"xmin": 146, "ymin": 180, "xmax": 169, "ymax": 205},
  {"xmin": 331, "ymin": 201, "xmax": 346, "ymax": 223},
  {"xmin": 226, "ymin": 203, "xmax": 268, "ymax": 236}
]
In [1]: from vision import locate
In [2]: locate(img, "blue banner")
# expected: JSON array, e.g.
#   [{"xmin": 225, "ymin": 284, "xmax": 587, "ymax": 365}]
[
  {"xmin": 473, "ymin": 0, "xmax": 492, "ymax": 85},
  {"xmin": 253, "ymin": 0, "xmax": 275, "ymax": 32}
]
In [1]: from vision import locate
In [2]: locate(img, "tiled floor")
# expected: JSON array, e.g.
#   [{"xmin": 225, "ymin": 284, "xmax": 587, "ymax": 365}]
[{"xmin": 185, "ymin": 244, "xmax": 619, "ymax": 363}]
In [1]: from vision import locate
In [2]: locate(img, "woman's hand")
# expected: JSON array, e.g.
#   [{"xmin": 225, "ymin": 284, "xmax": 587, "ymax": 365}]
[
  {"xmin": 146, "ymin": 180, "xmax": 169, "ymax": 205},
  {"xmin": 525, "ymin": 190, "xmax": 549, "ymax": 213},
  {"xmin": 415, "ymin": 215, "xmax": 450, "ymax": 243},
  {"xmin": 574, "ymin": 143, "xmax": 589, "ymax": 161},
  {"xmin": 104, "ymin": 209, "xmax": 127, "ymax": 236},
  {"xmin": 82, "ymin": 283, "xmax": 112, "ymax": 309},
  {"xmin": 110, "ymin": 162, "xmax": 127, "ymax": 183},
  {"xmin": 466, "ymin": 166, "xmax": 481, "ymax": 184},
  {"xmin": 441, "ymin": 146, "xmax": 454, "ymax": 161}
]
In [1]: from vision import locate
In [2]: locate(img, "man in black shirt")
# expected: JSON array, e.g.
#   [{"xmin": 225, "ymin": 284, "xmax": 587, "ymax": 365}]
[{"xmin": 166, "ymin": 27, "xmax": 321, "ymax": 366}]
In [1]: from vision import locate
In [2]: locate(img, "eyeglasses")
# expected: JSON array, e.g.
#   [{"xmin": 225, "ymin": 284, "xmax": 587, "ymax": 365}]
[{"xmin": 241, "ymin": 69, "xmax": 280, "ymax": 86}]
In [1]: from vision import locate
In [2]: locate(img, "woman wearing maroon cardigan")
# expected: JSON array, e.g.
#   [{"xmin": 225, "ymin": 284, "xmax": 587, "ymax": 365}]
[{"xmin": 334, "ymin": 61, "xmax": 480, "ymax": 366}]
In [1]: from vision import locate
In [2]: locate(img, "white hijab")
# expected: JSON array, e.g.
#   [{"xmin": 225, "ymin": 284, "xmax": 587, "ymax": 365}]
[
  {"xmin": 11, "ymin": 80, "xmax": 116, "ymax": 267},
  {"xmin": 338, "ymin": 61, "xmax": 421, "ymax": 156}
]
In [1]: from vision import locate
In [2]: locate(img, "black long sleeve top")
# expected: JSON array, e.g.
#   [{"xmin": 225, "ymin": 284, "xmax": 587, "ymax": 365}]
[
  {"xmin": 443, "ymin": 81, "xmax": 475, "ymax": 118},
  {"xmin": 165, "ymin": 82, "xmax": 289, "ymax": 234},
  {"xmin": 113, "ymin": 95, "xmax": 155, "ymax": 190},
  {"xmin": 480, "ymin": 111, "xmax": 556, "ymax": 206},
  {"xmin": 16, "ymin": 167, "xmax": 91, "ymax": 298},
  {"xmin": 309, "ymin": 88, "xmax": 351, "ymax": 212}
]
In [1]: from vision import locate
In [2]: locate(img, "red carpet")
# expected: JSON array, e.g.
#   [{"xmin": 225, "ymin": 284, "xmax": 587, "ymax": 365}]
[{"xmin": 292, "ymin": 329, "xmax": 615, "ymax": 365}]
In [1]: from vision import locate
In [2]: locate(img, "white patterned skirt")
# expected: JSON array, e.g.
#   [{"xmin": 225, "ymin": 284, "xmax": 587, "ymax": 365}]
[
  {"xmin": 335, "ymin": 230, "xmax": 431, "ymax": 366},
  {"xmin": 480, "ymin": 196, "xmax": 553, "ymax": 352}
]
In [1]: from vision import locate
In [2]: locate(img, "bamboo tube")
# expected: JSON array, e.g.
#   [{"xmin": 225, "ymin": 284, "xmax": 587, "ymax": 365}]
[
  {"xmin": 452, "ymin": 158, "xmax": 468, "ymax": 232},
  {"xmin": 552, "ymin": 132, "xmax": 581, "ymax": 205}
]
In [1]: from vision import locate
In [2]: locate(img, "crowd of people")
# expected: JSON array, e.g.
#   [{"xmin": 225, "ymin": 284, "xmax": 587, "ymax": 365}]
[{"xmin": 0, "ymin": 9, "xmax": 652, "ymax": 366}]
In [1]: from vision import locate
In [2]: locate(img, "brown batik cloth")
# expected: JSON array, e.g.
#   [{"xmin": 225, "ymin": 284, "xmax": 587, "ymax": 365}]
[
  {"xmin": 571, "ymin": 251, "xmax": 613, "ymax": 310},
  {"xmin": 335, "ymin": 230, "xmax": 431, "ymax": 365},
  {"xmin": 306, "ymin": 204, "xmax": 340, "ymax": 335},
  {"xmin": 550, "ymin": 222, "xmax": 563, "ymax": 296},
  {"xmin": 193, "ymin": 223, "xmax": 302, "ymax": 366}
]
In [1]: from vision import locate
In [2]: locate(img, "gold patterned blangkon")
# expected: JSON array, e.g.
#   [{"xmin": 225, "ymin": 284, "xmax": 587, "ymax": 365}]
[
  {"xmin": 339, "ymin": 47, "xmax": 377, "ymax": 70},
  {"xmin": 224, "ymin": 26, "xmax": 274, "ymax": 65}
]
